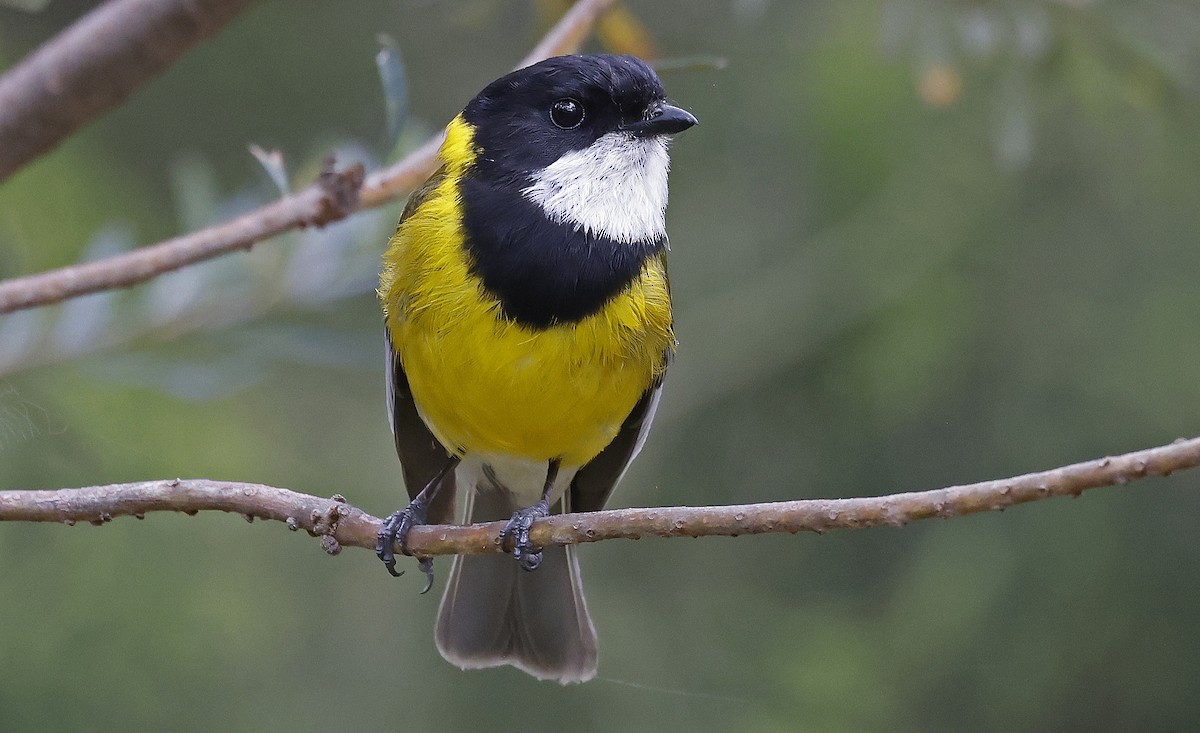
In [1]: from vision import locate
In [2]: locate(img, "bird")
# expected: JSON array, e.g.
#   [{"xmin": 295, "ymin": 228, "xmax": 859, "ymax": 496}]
[{"xmin": 376, "ymin": 53, "xmax": 696, "ymax": 684}]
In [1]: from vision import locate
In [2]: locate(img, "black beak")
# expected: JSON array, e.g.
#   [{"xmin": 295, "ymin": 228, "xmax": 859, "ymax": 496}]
[{"xmin": 622, "ymin": 103, "xmax": 698, "ymax": 138}]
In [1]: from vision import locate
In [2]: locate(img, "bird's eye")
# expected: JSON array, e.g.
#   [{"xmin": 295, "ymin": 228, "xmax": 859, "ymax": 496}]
[{"xmin": 549, "ymin": 98, "xmax": 585, "ymax": 130}]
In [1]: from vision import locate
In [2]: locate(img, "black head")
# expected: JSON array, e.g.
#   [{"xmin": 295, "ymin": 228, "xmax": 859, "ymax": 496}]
[{"xmin": 462, "ymin": 54, "xmax": 696, "ymax": 178}]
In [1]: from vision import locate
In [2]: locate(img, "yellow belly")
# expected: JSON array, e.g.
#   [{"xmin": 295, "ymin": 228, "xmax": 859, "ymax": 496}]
[
  {"xmin": 394, "ymin": 287, "xmax": 671, "ymax": 467},
  {"xmin": 379, "ymin": 121, "xmax": 674, "ymax": 468}
]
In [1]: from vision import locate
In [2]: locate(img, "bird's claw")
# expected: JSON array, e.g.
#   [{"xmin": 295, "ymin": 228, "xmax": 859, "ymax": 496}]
[
  {"xmin": 376, "ymin": 503, "xmax": 435, "ymax": 587},
  {"xmin": 500, "ymin": 505, "xmax": 548, "ymax": 572},
  {"xmin": 417, "ymin": 556, "xmax": 435, "ymax": 594}
]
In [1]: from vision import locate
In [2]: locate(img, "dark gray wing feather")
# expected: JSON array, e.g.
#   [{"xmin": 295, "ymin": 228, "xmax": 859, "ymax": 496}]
[{"xmin": 569, "ymin": 377, "xmax": 664, "ymax": 513}]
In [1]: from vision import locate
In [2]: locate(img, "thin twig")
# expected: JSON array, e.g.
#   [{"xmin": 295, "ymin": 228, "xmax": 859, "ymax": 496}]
[
  {"xmin": 0, "ymin": 0, "xmax": 261, "ymax": 185},
  {"xmin": 1, "ymin": 436, "xmax": 1195, "ymax": 558},
  {"xmin": 0, "ymin": 0, "xmax": 618, "ymax": 315}
]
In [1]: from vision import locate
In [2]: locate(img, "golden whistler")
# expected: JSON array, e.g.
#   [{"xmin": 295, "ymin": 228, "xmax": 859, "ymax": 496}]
[{"xmin": 377, "ymin": 55, "xmax": 696, "ymax": 683}]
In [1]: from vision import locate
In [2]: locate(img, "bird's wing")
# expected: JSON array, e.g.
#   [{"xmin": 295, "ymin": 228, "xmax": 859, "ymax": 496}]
[
  {"xmin": 384, "ymin": 167, "xmax": 456, "ymax": 523},
  {"xmin": 571, "ymin": 248, "xmax": 673, "ymax": 513},
  {"xmin": 568, "ymin": 376, "xmax": 665, "ymax": 513}
]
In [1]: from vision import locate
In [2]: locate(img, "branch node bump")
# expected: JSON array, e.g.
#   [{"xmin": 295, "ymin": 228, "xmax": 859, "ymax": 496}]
[
  {"xmin": 321, "ymin": 535, "xmax": 342, "ymax": 555},
  {"xmin": 310, "ymin": 503, "xmax": 344, "ymax": 537},
  {"xmin": 310, "ymin": 158, "xmax": 365, "ymax": 228}
]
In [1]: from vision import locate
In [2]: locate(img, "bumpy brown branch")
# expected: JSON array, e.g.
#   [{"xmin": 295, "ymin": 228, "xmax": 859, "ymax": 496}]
[
  {"xmin": 0, "ymin": 160, "xmax": 365, "ymax": 313},
  {"xmin": 0, "ymin": 0, "xmax": 261, "ymax": 185},
  {"xmin": 2, "ymin": 436, "xmax": 1196, "ymax": 558},
  {"xmin": 0, "ymin": 0, "xmax": 617, "ymax": 315}
]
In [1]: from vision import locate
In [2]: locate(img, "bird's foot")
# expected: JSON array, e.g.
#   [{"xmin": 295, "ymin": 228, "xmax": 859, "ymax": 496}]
[
  {"xmin": 500, "ymin": 503, "xmax": 550, "ymax": 571},
  {"xmin": 375, "ymin": 502, "xmax": 435, "ymax": 593}
]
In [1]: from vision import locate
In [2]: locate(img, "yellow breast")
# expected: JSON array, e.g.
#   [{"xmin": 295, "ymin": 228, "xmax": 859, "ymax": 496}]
[{"xmin": 379, "ymin": 117, "xmax": 674, "ymax": 468}]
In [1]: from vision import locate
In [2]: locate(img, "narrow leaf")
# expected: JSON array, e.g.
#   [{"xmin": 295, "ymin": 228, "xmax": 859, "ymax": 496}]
[
  {"xmin": 375, "ymin": 34, "xmax": 409, "ymax": 156},
  {"xmin": 248, "ymin": 144, "xmax": 290, "ymax": 195}
]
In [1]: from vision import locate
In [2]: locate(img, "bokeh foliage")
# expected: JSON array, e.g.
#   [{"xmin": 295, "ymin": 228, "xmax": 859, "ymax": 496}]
[{"xmin": 2, "ymin": 0, "xmax": 1200, "ymax": 730}]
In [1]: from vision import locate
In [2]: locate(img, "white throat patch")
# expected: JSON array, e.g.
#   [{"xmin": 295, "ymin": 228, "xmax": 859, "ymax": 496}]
[{"xmin": 522, "ymin": 132, "xmax": 671, "ymax": 244}]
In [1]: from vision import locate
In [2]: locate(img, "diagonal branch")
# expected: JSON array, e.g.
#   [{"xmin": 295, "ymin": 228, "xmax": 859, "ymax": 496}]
[
  {"xmin": 0, "ymin": 158, "xmax": 367, "ymax": 312},
  {"xmin": 0, "ymin": 0, "xmax": 261, "ymax": 185},
  {"xmin": 1, "ymin": 435, "xmax": 1195, "ymax": 559},
  {"xmin": 0, "ymin": 0, "xmax": 618, "ymax": 315}
]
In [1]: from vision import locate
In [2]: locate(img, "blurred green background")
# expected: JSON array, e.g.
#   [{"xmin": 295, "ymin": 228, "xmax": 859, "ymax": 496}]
[{"xmin": 3, "ymin": 0, "xmax": 1200, "ymax": 730}]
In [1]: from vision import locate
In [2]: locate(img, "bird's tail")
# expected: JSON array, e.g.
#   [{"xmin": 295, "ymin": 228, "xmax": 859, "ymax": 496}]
[{"xmin": 435, "ymin": 489, "xmax": 598, "ymax": 683}]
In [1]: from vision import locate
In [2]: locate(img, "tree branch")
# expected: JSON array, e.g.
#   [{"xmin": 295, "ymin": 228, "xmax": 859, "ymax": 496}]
[
  {"xmin": 0, "ymin": 158, "xmax": 367, "ymax": 313},
  {"xmin": 2, "ymin": 436, "xmax": 1195, "ymax": 558},
  {"xmin": 0, "ymin": 0, "xmax": 618, "ymax": 315},
  {"xmin": 0, "ymin": 0, "xmax": 261, "ymax": 185}
]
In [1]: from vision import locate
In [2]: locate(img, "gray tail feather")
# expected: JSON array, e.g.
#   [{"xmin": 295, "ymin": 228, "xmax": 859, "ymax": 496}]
[{"xmin": 434, "ymin": 489, "xmax": 598, "ymax": 684}]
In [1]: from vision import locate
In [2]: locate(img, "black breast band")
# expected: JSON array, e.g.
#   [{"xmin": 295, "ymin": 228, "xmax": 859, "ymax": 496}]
[{"xmin": 459, "ymin": 176, "xmax": 664, "ymax": 329}]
